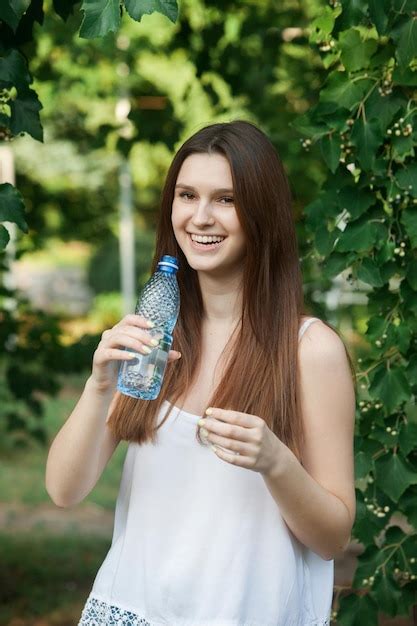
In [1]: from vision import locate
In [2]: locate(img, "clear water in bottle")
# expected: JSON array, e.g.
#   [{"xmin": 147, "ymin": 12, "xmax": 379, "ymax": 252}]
[{"xmin": 117, "ymin": 255, "xmax": 180, "ymax": 400}]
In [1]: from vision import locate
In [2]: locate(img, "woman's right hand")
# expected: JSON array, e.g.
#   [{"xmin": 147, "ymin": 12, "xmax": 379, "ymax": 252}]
[{"xmin": 90, "ymin": 314, "xmax": 181, "ymax": 394}]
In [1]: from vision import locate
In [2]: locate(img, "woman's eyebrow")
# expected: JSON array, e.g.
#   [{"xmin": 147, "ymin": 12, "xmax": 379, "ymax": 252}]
[{"xmin": 175, "ymin": 183, "xmax": 233, "ymax": 194}]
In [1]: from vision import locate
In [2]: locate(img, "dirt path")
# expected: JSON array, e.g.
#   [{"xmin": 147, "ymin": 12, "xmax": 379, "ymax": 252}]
[{"xmin": 0, "ymin": 502, "xmax": 114, "ymax": 537}]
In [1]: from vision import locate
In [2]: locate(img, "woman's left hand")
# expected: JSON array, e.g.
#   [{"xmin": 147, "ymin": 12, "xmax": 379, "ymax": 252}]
[{"xmin": 198, "ymin": 407, "xmax": 287, "ymax": 476}]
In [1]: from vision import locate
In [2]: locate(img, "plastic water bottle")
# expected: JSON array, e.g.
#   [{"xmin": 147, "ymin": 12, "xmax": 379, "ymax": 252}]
[{"xmin": 117, "ymin": 255, "xmax": 180, "ymax": 400}]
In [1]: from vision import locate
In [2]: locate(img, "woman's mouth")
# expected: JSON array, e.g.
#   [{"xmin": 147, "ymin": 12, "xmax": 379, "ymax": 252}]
[{"xmin": 188, "ymin": 233, "xmax": 227, "ymax": 251}]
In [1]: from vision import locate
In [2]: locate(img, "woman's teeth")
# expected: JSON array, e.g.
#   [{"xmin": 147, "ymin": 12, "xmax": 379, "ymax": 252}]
[{"xmin": 190, "ymin": 234, "xmax": 226, "ymax": 244}]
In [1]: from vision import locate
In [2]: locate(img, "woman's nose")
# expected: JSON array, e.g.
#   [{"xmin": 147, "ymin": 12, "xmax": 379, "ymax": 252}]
[{"xmin": 192, "ymin": 200, "xmax": 215, "ymax": 226}]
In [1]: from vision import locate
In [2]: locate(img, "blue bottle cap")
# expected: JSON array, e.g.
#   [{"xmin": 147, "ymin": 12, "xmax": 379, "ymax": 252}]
[{"xmin": 157, "ymin": 255, "xmax": 179, "ymax": 272}]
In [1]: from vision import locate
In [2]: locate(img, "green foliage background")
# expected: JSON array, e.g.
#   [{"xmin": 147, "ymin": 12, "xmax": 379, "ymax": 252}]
[{"xmin": 1, "ymin": 0, "xmax": 417, "ymax": 623}]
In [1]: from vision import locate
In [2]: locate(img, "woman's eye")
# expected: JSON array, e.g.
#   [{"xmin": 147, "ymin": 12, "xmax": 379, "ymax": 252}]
[{"xmin": 178, "ymin": 192, "xmax": 233, "ymax": 203}]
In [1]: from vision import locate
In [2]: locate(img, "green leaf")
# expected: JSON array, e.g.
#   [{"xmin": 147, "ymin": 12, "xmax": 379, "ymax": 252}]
[
  {"xmin": 338, "ymin": 592, "xmax": 378, "ymax": 626},
  {"xmin": 369, "ymin": 424, "xmax": 399, "ymax": 448},
  {"xmin": 366, "ymin": 315, "xmax": 386, "ymax": 338},
  {"xmin": 9, "ymin": 88, "xmax": 43, "ymax": 141},
  {"xmin": 395, "ymin": 322, "xmax": 412, "ymax": 354},
  {"xmin": 339, "ymin": 29, "xmax": 378, "ymax": 71},
  {"xmin": 407, "ymin": 354, "xmax": 417, "ymax": 383},
  {"xmin": 334, "ymin": 217, "xmax": 383, "ymax": 253},
  {"xmin": 0, "ymin": 225, "xmax": 10, "ymax": 250},
  {"xmin": 0, "ymin": 0, "xmax": 31, "ymax": 31},
  {"xmin": 393, "ymin": 65, "xmax": 417, "ymax": 86},
  {"xmin": 124, "ymin": 0, "xmax": 178, "ymax": 23},
  {"xmin": 304, "ymin": 193, "xmax": 339, "ymax": 226},
  {"xmin": 391, "ymin": 17, "xmax": 417, "ymax": 67},
  {"xmin": 396, "ymin": 163, "xmax": 417, "ymax": 197},
  {"xmin": 319, "ymin": 133, "xmax": 341, "ymax": 172},
  {"xmin": 357, "ymin": 257, "xmax": 384, "ymax": 287},
  {"xmin": 0, "ymin": 49, "xmax": 31, "ymax": 90},
  {"xmin": 398, "ymin": 421, "xmax": 417, "ymax": 456},
  {"xmin": 392, "ymin": 134, "xmax": 415, "ymax": 161},
  {"xmin": 391, "ymin": 0, "xmax": 416, "ymax": 11},
  {"xmin": 401, "ymin": 280, "xmax": 417, "ymax": 316},
  {"xmin": 353, "ymin": 493, "xmax": 387, "ymax": 545},
  {"xmin": 315, "ymin": 226, "xmax": 338, "ymax": 256},
  {"xmin": 365, "ymin": 91, "xmax": 405, "ymax": 133},
  {"xmin": 355, "ymin": 450, "xmax": 373, "ymax": 478},
  {"xmin": 401, "ymin": 209, "xmax": 417, "ymax": 248},
  {"xmin": 322, "ymin": 251, "xmax": 355, "ymax": 279},
  {"xmin": 310, "ymin": 6, "xmax": 338, "ymax": 39},
  {"xmin": 375, "ymin": 241, "xmax": 395, "ymax": 264},
  {"xmin": 0, "ymin": 183, "xmax": 28, "ymax": 233},
  {"xmin": 405, "ymin": 259, "xmax": 417, "ymax": 290},
  {"xmin": 337, "ymin": 186, "xmax": 375, "ymax": 220},
  {"xmin": 402, "ymin": 486, "xmax": 417, "ymax": 528},
  {"xmin": 353, "ymin": 543, "xmax": 389, "ymax": 586},
  {"xmin": 79, "ymin": 0, "xmax": 121, "ymax": 39},
  {"xmin": 396, "ymin": 586, "xmax": 417, "ymax": 618},
  {"xmin": 371, "ymin": 570, "xmax": 402, "ymax": 616},
  {"xmin": 0, "ymin": 112, "xmax": 10, "ymax": 130},
  {"xmin": 369, "ymin": 364, "xmax": 411, "ymax": 413},
  {"xmin": 53, "ymin": 0, "xmax": 79, "ymax": 21},
  {"xmin": 320, "ymin": 73, "xmax": 368, "ymax": 109},
  {"xmin": 368, "ymin": 0, "xmax": 389, "ymax": 35},
  {"xmin": 351, "ymin": 117, "xmax": 383, "ymax": 169},
  {"xmin": 337, "ymin": 0, "xmax": 369, "ymax": 30},
  {"xmin": 375, "ymin": 452, "xmax": 417, "ymax": 501},
  {"xmin": 291, "ymin": 114, "xmax": 328, "ymax": 139}
]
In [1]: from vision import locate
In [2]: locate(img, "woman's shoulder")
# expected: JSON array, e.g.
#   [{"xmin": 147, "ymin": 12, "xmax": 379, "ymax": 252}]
[
  {"xmin": 298, "ymin": 316, "xmax": 347, "ymax": 359},
  {"xmin": 299, "ymin": 315, "xmax": 323, "ymax": 335}
]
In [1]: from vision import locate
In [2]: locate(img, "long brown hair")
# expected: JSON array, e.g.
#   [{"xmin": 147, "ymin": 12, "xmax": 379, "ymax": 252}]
[{"xmin": 107, "ymin": 120, "xmax": 355, "ymax": 460}]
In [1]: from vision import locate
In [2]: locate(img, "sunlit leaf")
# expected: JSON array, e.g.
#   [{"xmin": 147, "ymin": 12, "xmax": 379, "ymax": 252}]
[
  {"xmin": 124, "ymin": 0, "xmax": 178, "ymax": 23},
  {"xmin": 339, "ymin": 28, "xmax": 378, "ymax": 71},
  {"xmin": 79, "ymin": 0, "xmax": 121, "ymax": 38}
]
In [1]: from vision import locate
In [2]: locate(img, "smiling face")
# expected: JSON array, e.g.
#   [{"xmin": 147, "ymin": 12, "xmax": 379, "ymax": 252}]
[{"xmin": 171, "ymin": 152, "xmax": 247, "ymax": 278}]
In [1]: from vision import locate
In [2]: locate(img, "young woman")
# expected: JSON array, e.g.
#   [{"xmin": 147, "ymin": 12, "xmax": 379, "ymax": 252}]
[{"xmin": 46, "ymin": 120, "xmax": 356, "ymax": 626}]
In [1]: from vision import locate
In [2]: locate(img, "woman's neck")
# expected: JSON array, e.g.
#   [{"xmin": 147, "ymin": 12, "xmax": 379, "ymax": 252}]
[{"xmin": 198, "ymin": 272, "xmax": 243, "ymax": 325}]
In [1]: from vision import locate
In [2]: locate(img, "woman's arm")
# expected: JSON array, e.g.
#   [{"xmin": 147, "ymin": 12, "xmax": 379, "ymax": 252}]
[
  {"xmin": 263, "ymin": 322, "xmax": 356, "ymax": 560},
  {"xmin": 45, "ymin": 377, "xmax": 121, "ymax": 508}
]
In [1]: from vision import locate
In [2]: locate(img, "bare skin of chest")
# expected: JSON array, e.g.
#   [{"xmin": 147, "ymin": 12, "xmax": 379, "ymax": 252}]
[
  {"xmin": 173, "ymin": 316, "xmax": 309, "ymax": 415},
  {"xmin": 174, "ymin": 322, "xmax": 238, "ymax": 415}
]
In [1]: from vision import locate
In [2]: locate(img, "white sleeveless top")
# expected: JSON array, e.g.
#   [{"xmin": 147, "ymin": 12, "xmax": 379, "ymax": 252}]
[{"xmin": 78, "ymin": 317, "xmax": 333, "ymax": 626}]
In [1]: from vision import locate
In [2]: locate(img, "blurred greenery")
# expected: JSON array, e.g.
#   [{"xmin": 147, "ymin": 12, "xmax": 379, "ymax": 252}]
[
  {"xmin": 0, "ymin": 530, "xmax": 110, "ymax": 623},
  {"xmin": 0, "ymin": 372, "xmax": 127, "ymax": 507},
  {"xmin": 0, "ymin": 372, "xmax": 125, "ymax": 624}
]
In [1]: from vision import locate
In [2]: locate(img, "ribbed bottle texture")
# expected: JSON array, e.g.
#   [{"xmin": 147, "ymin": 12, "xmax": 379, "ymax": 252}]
[{"xmin": 117, "ymin": 255, "xmax": 180, "ymax": 400}]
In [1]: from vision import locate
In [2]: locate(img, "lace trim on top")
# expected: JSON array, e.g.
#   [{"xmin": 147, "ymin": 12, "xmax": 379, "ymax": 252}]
[{"xmin": 78, "ymin": 595, "xmax": 330, "ymax": 626}]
